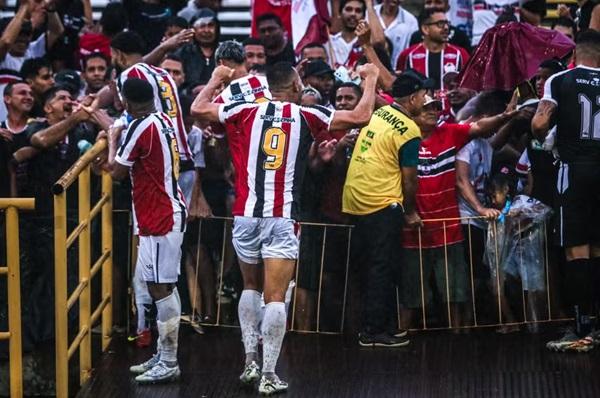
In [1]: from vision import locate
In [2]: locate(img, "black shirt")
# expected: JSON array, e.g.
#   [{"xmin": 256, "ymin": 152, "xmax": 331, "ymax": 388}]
[
  {"xmin": 175, "ymin": 42, "xmax": 216, "ymax": 88},
  {"xmin": 266, "ymin": 41, "xmax": 296, "ymax": 65},
  {"xmin": 0, "ymin": 138, "xmax": 10, "ymax": 197},
  {"xmin": 22, "ymin": 121, "xmax": 95, "ymax": 217},
  {"xmin": 577, "ymin": 0, "xmax": 599, "ymax": 31},
  {"xmin": 409, "ymin": 25, "xmax": 472, "ymax": 54},
  {"xmin": 544, "ymin": 65, "xmax": 600, "ymax": 163},
  {"xmin": 54, "ymin": 0, "xmax": 86, "ymax": 69},
  {"xmin": 2, "ymin": 120, "xmax": 30, "ymax": 197}
]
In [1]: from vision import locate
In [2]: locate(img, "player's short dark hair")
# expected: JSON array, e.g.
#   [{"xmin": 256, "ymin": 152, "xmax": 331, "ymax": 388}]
[
  {"xmin": 575, "ymin": 29, "xmax": 600, "ymax": 58},
  {"xmin": 42, "ymin": 85, "xmax": 71, "ymax": 106},
  {"xmin": 20, "ymin": 57, "xmax": 51, "ymax": 80},
  {"xmin": 100, "ymin": 3, "xmax": 128, "ymax": 37},
  {"xmin": 167, "ymin": 16, "xmax": 189, "ymax": 29},
  {"xmin": 257, "ymin": 13, "xmax": 283, "ymax": 28},
  {"xmin": 551, "ymin": 16, "xmax": 576, "ymax": 33},
  {"xmin": 215, "ymin": 40, "xmax": 245, "ymax": 65},
  {"xmin": 122, "ymin": 78, "xmax": 154, "ymax": 105},
  {"xmin": 111, "ymin": 31, "xmax": 146, "ymax": 56},
  {"xmin": 266, "ymin": 62, "xmax": 297, "ymax": 91},
  {"xmin": 339, "ymin": 0, "xmax": 365, "ymax": 13},
  {"xmin": 243, "ymin": 37, "xmax": 263, "ymax": 47},
  {"xmin": 81, "ymin": 52, "xmax": 109, "ymax": 70}
]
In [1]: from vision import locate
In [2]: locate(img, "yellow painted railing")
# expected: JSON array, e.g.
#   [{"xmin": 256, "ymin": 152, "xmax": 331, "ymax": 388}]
[
  {"xmin": 0, "ymin": 198, "xmax": 34, "ymax": 398},
  {"xmin": 53, "ymin": 139, "xmax": 113, "ymax": 398}
]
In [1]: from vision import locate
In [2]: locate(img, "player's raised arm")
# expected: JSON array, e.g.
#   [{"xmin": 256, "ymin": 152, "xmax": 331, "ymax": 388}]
[
  {"xmin": 329, "ymin": 63, "xmax": 379, "ymax": 131},
  {"xmin": 190, "ymin": 66, "xmax": 234, "ymax": 123}
]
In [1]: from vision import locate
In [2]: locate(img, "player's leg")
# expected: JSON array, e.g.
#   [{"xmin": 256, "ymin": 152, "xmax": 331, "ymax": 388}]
[
  {"xmin": 548, "ymin": 163, "xmax": 594, "ymax": 351},
  {"xmin": 134, "ymin": 232, "xmax": 184, "ymax": 383},
  {"xmin": 259, "ymin": 257, "xmax": 295, "ymax": 394},
  {"xmin": 232, "ymin": 216, "xmax": 264, "ymax": 384},
  {"xmin": 133, "ymin": 257, "xmax": 153, "ymax": 347},
  {"xmin": 257, "ymin": 217, "xmax": 299, "ymax": 394},
  {"xmin": 130, "ymin": 236, "xmax": 162, "ymax": 375}
]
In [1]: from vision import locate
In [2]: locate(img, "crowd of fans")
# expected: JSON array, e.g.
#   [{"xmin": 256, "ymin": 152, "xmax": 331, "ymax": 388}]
[{"xmin": 1, "ymin": 0, "xmax": 600, "ymax": 393}]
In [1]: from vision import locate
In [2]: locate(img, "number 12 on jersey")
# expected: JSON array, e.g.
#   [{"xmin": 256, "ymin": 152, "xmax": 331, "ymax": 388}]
[
  {"xmin": 262, "ymin": 127, "xmax": 287, "ymax": 170},
  {"xmin": 579, "ymin": 94, "xmax": 600, "ymax": 140}
]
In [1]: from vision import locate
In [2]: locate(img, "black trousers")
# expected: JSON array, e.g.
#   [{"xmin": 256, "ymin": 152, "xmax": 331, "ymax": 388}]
[{"xmin": 352, "ymin": 204, "xmax": 403, "ymax": 334}]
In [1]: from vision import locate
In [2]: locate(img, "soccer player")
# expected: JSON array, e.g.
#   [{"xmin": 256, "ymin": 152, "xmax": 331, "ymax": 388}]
[
  {"xmin": 109, "ymin": 31, "xmax": 195, "ymax": 346},
  {"xmin": 532, "ymin": 30, "xmax": 600, "ymax": 352},
  {"xmin": 191, "ymin": 62, "xmax": 379, "ymax": 394},
  {"xmin": 213, "ymin": 41, "xmax": 271, "ymax": 105},
  {"xmin": 106, "ymin": 78, "xmax": 187, "ymax": 383}
]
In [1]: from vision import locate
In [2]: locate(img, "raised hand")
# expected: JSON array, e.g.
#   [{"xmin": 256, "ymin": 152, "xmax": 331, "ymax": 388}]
[
  {"xmin": 355, "ymin": 20, "xmax": 371, "ymax": 47},
  {"xmin": 356, "ymin": 63, "xmax": 379, "ymax": 79},
  {"xmin": 161, "ymin": 28, "xmax": 194, "ymax": 51},
  {"xmin": 211, "ymin": 65, "xmax": 235, "ymax": 84}
]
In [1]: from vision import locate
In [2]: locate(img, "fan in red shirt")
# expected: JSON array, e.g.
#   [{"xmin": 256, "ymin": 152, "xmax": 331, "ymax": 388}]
[
  {"xmin": 396, "ymin": 9, "xmax": 469, "ymax": 91},
  {"xmin": 400, "ymin": 95, "xmax": 515, "ymax": 329}
]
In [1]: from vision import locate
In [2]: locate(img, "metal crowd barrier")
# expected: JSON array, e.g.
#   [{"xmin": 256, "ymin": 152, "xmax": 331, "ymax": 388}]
[
  {"xmin": 53, "ymin": 140, "xmax": 113, "ymax": 398},
  {"xmin": 0, "ymin": 198, "xmax": 34, "ymax": 398},
  {"xmin": 155, "ymin": 214, "xmax": 566, "ymax": 335}
]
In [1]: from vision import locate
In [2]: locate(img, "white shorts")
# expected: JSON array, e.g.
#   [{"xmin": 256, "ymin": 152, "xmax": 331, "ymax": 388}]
[
  {"xmin": 136, "ymin": 231, "xmax": 184, "ymax": 283},
  {"xmin": 232, "ymin": 216, "xmax": 299, "ymax": 264}
]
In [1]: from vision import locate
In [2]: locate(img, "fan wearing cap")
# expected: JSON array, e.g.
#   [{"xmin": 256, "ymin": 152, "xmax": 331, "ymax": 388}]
[
  {"xmin": 399, "ymin": 95, "xmax": 517, "ymax": 329},
  {"xmin": 302, "ymin": 60, "xmax": 335, "ymax": 107},
  {"xmin": 174, "ymin": 8, "xmax": 219, "ymax": 87},
  {"xmin": 341, "ymin": 69, "xmax": 430, "ymax": 347},
  {"xmin": 0, "ymin": 1, "xmax": 64, "ymax": 72},
  {"xmin": 106, "ymin": 78, "xmax": 187, "ymax": 384},
  {"xmin": 55, "ymin": 69, "xmax": 83, "ymax": 99}
]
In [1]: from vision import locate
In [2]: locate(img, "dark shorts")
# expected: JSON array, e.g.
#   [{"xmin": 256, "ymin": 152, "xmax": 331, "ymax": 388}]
[
  {"xmin": 401, "ymin": 243, "xmax": 469, "ymax": 309},
  {"xmin": 555, "ymin": 162, "xmax": 600, "ymax": 248}
]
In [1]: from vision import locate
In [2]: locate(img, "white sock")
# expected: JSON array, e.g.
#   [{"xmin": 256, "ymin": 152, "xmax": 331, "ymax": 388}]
[
  {"xmin": 156, "ymin": 292, "xmax": 181, "ymax": 365},
  {"xmin": 284, "ymin": 281, "xmax": 295, "ymax": 315},
  {"xmin": 238, "ymin": 290, "xmax": 262, "ymax": 364},
  {"xmin": 261, "ymin": 302, "xmax": 286, "ymax": 375},
  {"xmin": 134, "ymin": 265, "xmax": 152, "ymax": 334}
]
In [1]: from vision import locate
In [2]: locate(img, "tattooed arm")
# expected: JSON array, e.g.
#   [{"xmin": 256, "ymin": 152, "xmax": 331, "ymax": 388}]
[{"xmin": 531, "ymin": 100, "xmax": 557, "ymax": 140}]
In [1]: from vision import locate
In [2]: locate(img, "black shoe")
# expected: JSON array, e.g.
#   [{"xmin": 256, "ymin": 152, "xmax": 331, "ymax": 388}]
[{"xmin": 359, "ymin": 332, "xmax": 410, "ymax": 347}]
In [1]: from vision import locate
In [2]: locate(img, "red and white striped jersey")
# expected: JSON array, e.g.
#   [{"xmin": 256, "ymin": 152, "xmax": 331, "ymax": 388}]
[
  {"xmin": 118, "ymin": 62, "xmax": 192, "ymax": 161},
  {"xmin": 396, "ymin": 43, "xmax": 470, "ymax": 90},
  {"xmin": 115, "ymin": 112, "xmax": 187, "ymax": 236},
  {"xmin": 218, "ymin": 101, "xmax": 334, "ymax": 219},
  {"xmin": 214, "ymin": 75, "xmax": 271, "ymax": 104}
]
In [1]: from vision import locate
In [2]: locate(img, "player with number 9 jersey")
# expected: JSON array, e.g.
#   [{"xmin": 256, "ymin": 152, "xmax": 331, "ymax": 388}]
[
  {"xmin": 118, "ymin": 62, "xmax": 193, "ymax": 162},
  {"xmin": 218, "ymin": 100, "xmax": 334, "ymax": 219}
]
